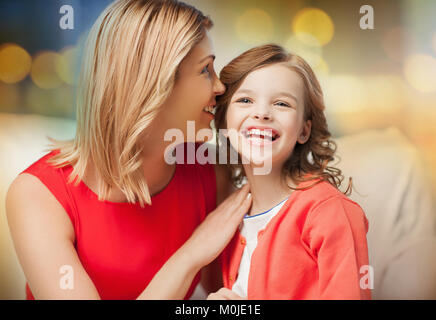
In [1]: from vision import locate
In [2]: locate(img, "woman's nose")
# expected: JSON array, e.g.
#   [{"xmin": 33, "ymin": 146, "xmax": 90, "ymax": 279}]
[{"xmin": 214, "ymin": 78, "xmax": 226, "ymax": 95}]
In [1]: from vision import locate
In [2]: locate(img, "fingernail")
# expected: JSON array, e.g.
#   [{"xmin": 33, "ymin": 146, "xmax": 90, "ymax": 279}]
[{"xmin": 246, "ymin": 193, "xmax": 251, "ymax": 199}]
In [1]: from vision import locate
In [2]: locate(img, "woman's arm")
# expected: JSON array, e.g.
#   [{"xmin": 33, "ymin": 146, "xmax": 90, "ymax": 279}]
[
  {"xmin": 200, "ymin": 164, "xmax": 236, "ymax": 294},
  {"xmin": 139, "ymin": 178, "xmax": 251, "ymax": 299},
  {"xmin": 6, "ymin": 174, "xmax": 101, "ymax": 299},
  {"xmin": 7, "ymin": 173, "xmax": 251, "ymax": 300}
]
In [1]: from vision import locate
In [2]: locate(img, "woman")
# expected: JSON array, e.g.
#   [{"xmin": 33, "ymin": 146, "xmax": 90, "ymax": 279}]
[{"xmin": 6, "ymin": 0, "xmax": 250, "ymax": 299}]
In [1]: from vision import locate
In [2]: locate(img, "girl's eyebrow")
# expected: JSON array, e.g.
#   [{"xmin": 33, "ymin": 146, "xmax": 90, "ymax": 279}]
[
  {"xmin": 235, "ymin": 89, "xmax": 299, "ymax": 103},
  {"xmin": 234, "ymin": 88, "xmax": 255, "ymax": 95},
  {"xmin": 275, "ymin": 91, "xmax": 299, "ymax": 103}
]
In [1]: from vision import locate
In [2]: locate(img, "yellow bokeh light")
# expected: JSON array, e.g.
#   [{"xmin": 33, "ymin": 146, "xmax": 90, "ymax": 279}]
[
  {"xmin": 404, "ymin": 54, "xmax": 436, "ymax": 93},
  {"xmin": 0, "ymin": 43, "xmax": 32, "ymax": 84},
  {"xmin": 55, "ymin": 46, "xmax": 79, "ymax": 85},
  {"xmin": 30, "ymin": 51, "xmax": 63, "ymax": 89},
  {"xmin": 236, "ymin": 9, "xmax": 274, "ymax": 45},
  {"xmin": 285, "ymin": 33, "xmax": 323, "ymax": 68},
  {"xmin": 292, "ymin": 8, "xmax": 334, "ymax": 46}
]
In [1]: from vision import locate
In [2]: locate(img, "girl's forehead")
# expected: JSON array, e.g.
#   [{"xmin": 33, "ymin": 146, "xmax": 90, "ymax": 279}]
[{"xmin": 238, "ymin": 64, "xmax": 304, "ymax": 96}]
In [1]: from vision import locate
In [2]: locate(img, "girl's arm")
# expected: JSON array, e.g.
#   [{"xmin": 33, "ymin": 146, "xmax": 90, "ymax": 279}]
[
  {"xmin": 302, "ymin": 196, "xmax": 371, "ymax": 300},
  {"xmin": 6, "ymin": 173, "xmax": 251, "ymax": 300}
]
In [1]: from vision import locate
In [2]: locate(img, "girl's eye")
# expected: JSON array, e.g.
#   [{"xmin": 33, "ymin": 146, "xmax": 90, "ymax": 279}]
[
  {"xmin": 201, "ymin": 65, "xmax": 210, "ymax": 74},
  {"xmin": 236, "ymin": 98, "xmax": 252, "ymax": 104},
  {"xmin": 275, "ymin": 101, "xmax": 291, "ymax": 108}
]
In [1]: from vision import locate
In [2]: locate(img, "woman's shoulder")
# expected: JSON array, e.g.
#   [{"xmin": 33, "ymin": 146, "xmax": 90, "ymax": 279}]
[
  {"xmin": 8, "ymin": 149, "xmax": 77, "ymax": 226},
  {"xmin": 6, "ymin": 164, "xmax": 76, "ymax": 241}
]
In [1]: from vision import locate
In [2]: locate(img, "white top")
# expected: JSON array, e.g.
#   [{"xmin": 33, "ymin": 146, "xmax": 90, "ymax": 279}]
[{"xmin": 231, "ymin": 196, "xmax": 289, "ymax": 298}]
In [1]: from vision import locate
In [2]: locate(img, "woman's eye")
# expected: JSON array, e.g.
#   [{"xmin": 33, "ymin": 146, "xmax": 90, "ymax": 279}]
[
  {"xmin": 201, "ymin": 65, "xmax": 210, "ymax": 74},
  {"xmin": 236, "ymin": 98, "xmax": 252, "ymax": 104}
]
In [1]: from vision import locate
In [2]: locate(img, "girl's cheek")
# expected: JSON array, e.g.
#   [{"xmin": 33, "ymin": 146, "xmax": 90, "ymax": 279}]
[{"xmin": 225, "ymin": 108, "xmax": 238, "ymax": 129}]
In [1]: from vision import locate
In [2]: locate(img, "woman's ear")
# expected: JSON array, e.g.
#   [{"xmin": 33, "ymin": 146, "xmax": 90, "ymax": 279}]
[{"xmin": 297, "ymin": 120, "xmax": 312, "ymax": 144}]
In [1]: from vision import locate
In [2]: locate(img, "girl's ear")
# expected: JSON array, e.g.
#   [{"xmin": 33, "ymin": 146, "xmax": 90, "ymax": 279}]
[{"xmin": 297, "ymin": 120, "xmax": 312, "ymax": 144}]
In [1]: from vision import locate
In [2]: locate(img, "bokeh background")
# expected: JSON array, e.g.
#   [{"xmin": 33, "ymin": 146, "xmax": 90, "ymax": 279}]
[
  {"xmin": 1, "ymin": 0, "xmax": 435, "ymax": 183},
  {"xmin": 0, "ymin": 0, "xmax": 435, "ymax": 299}
]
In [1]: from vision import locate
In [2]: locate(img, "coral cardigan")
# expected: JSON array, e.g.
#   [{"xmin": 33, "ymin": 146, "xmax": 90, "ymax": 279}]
[
  {"xmin": 221, "ymin": 178, "xmax": 371, "ymax": 300},
  {"xmin": 21, "ymin": 142, "xmax": 216, "ymax": 300}
]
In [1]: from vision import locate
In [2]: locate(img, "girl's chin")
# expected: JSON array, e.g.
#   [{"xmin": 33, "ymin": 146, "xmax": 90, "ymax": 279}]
[{"xmin": 240, "ymin": 153, "xmax": 274, "ymax": 166}]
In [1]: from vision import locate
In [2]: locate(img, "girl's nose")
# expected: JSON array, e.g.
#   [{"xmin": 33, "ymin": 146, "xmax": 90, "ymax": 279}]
[{"xmin": 252, "ymin": 105, "xmax": 272, "ymax": 121}]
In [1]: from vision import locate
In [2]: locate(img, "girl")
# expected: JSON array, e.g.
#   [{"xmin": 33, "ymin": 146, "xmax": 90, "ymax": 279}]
[
  {"xmin": 211, "ymin": 44, "xmax": 371, "ymax": 300},
  {"xmin": 6, "ymin": 0, "xmax": 251, "ymax": 299}
]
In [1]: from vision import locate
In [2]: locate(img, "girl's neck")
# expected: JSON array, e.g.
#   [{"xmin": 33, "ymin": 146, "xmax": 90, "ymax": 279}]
[{"xmin": 243, "ymin": 163, "xmax": 297, "ymax": 216}]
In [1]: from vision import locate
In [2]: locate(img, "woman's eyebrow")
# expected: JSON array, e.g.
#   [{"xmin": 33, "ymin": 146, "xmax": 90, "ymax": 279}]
[{"xmin": 198, "ymin": 54, "xmax": 216, "ymax": 64}]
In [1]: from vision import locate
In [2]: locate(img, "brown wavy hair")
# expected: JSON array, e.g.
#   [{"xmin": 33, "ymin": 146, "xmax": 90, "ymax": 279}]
[{"xmin": 214, "ymin": 44, "xmax": 352, "ymax": 194}]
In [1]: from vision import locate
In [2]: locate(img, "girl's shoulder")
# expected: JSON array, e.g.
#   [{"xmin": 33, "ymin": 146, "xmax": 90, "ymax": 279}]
[
  {"xmin": 297, "ymin": 176, "xmax": 359, "ymax": 208},
  {"xmin": 296, "ymin": 178, "xmax": 369, "ymax": 233},
  {"xmin": 295, "ymin": 177, "xmax": 367, "ymax": 223}
]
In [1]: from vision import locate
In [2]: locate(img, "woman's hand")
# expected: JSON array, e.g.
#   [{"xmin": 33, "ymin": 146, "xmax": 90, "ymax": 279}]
[
  {"xmin": 182, "ymin": 183, "xmax": 252, "ymax": 269},
  {"xmin": 207, "ymin": 288, "xmax": 246, "ymax": 300},
  {"xmin": 140, "ymin": 183, "xmax": 251, "ymax": 299}
]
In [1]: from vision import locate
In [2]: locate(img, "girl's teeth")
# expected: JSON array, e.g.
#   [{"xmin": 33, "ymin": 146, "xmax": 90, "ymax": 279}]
[{"xmin": 246, "ymin": 129, "xmax": 274, "ymax": 138}]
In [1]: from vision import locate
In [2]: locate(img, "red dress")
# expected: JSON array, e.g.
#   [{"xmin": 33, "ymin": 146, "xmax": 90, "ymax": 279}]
[{"xmin": 21, "ymin": 143, "xmax": 216, "ymax": 299}]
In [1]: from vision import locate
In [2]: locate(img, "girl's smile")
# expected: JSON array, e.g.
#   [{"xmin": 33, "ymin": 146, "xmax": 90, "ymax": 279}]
[{"xmin": 240, "ymin": 126, "xmax": 281, "ymax": 146}]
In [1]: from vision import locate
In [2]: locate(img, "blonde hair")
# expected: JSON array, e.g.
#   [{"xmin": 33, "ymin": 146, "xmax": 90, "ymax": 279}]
[
  {"xmin": 48, "ymin": 0, "xmax": 213, "ymax": 206},
  {"xmin": 214, "ymin": 44, "xmax": 352, "ymax": 195}
]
